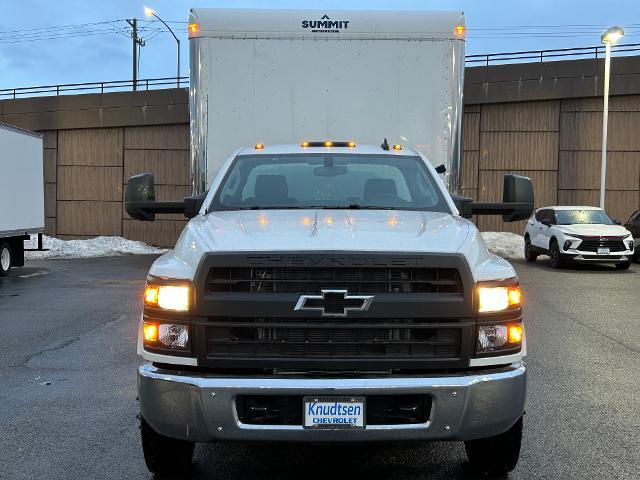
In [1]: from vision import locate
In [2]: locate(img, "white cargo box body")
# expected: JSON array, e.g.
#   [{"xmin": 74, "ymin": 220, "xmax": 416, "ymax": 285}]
[
  {"xmin": 0, "ymin": 123, "xmax": 44, "ymax": 236},
  {"xmin": 188, "ymin": 8, "xmax": 465, "ymax": 194}
]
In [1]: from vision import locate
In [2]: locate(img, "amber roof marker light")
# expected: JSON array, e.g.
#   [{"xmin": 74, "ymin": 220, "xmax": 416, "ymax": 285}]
[
  {"xmin": 254, "ymin": 143, "xmax": 264, "ymax": 150},
  {"xmin": 300, "ymin": 141, "xmax": 356, "ymax": 148},
  {"xmin": 454, "ymin": 25, "xmax": 466, "ymax": 38}
]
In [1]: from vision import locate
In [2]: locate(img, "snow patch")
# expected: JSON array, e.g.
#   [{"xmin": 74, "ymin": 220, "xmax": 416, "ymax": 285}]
[
  {"xmin": 481, "ymin": 232, "xmax": 524, "ymax": 260},
  {"xmin": 24, "ymin": 235, "xmax": 167, "ymax": 260}
]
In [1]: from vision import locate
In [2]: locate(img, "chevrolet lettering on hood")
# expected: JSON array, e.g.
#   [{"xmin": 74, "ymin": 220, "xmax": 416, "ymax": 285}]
[{"xmin": 302, "ymin": 14, "xmax": 350, "ymax": 33}]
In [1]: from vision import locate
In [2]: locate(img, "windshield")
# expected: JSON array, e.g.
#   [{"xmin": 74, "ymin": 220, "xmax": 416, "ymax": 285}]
[
  {"xmin": 555, "ymin": 209, "xmax": 614, "ymax": 225},
  {"xmin": 210, "ymin": 154, "xmax": 450, "ymax": 212}
]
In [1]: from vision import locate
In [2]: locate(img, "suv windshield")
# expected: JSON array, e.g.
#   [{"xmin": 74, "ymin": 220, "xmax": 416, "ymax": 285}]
[
  {"xmin": 555, "ymin": 209, "xmax": 613, "ymax": 225},
  {"xmin": 211, "ymin": 154, "xmax": 450, "ymax": 212}
]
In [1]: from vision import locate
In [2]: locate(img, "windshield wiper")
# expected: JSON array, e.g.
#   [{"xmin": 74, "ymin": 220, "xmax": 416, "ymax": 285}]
[{"xmin": 306, "ymin": 204, "xmax": 397, "ymax": 210}]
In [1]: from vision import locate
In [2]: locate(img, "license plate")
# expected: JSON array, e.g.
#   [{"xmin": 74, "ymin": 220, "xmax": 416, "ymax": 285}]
[
  {"xmin": 597, "ymin": 247, "xmax": 610, "ymax": 255},
  {"xmin": 303, "ymin": 396, "xmax": 365, "ymax": 429}
]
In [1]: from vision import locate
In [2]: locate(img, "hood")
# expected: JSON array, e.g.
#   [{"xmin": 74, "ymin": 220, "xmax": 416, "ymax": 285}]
[
  {"xmin": 151, "ymin": 209, "xmax": 515, "ymax": 283},
  {"xmin": 190, "ymin": 209, "xmax": 470, "ymax": 253},
  {"xmin": 555, "ymin": 224, "xmax": 631, "ymax": 237}
]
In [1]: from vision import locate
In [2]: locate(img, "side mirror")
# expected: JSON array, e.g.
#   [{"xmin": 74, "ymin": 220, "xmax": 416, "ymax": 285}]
[
  {"xmin": 501, "ymin": 174, "xmax": 535, "ymax": 222},
  {"xmin": 125, "ymin": 173, "xmax": 190, "ymax": 221},
  {"xmin": 454, "ymin": 174, "xmax": 534, "ymax": 222},
  {"xmin": 125, "ymin": 173, "xmax": 156, "ymax": 221}
]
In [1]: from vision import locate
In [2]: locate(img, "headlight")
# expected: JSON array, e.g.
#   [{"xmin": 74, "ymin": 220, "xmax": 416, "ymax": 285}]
[
  {"xmin": 478, "ymin": 285, "xmax": 521, "ymax": 313},
  {"xmin": 477, "ymin": 322, "xmax": 523, "ymax": 353},
  {"xmin": 145, "ymin": 283, "xmax": 190, "ymax": 311},
  {"xmin": 143, "ymin": 321, "xmax": 190, "ymax": 350}
]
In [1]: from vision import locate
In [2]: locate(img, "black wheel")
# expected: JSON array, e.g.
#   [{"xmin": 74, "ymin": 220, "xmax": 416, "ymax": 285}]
[
  {"xmin": 140, "ymin": 415, "xmax": 195, "ymax": 476},
  {"xmin": 524, "ymin": 236, "xmax": 537, "ymax": 262},
  {"xmin": 549, "ymin": 240, "xmax": 564, "ymax": 269},
  {"xmin": 465, "ymin": 416, "xmax": 523, "ymax": 476},
  {"xmin": 616, "ymin": 260, "xmax": 631, "ymax": 270},
  {"xmin": 0, "ymin": 242, "xmax": 12, "ymax": 277}
]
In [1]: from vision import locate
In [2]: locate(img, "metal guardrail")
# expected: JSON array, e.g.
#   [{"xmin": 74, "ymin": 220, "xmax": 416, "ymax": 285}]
[
  {"xmin": 0, "ymin": 76, "xmax": 189, "ymax": 99},
  {"xmin": 466, "ymin": 42, "xmax": 640, "ymax": 66},
  {"xmin": 1, "ymin": 42, "xmax": 639, "ymax": 99}
]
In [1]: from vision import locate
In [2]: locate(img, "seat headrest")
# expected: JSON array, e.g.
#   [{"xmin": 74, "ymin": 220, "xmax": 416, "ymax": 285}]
[
  {"xmin": 363, "ymin": 178, "xmax": 397, "ymax": 201},
  {"xmin": 255, "ymin": 175, "xmax": 288, "ymax": 200}
]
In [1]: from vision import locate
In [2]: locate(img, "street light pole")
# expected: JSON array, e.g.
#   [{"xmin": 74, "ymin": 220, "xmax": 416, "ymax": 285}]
[
  {"xmin": 599, "ymin": 26, "xmax": 624, "ymax": 209},
  {"xmin": 145, "ymin": 8, "xmax": 181, "ymax": 88}
]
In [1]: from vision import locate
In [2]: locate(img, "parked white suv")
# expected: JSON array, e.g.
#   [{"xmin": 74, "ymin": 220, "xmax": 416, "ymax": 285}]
[{"xmin": 524, "ymin": 206, "xmax": 635, "ymax": 269}]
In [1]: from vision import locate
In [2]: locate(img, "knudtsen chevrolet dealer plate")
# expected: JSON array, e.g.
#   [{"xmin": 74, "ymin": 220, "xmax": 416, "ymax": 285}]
[{"xmin": 303, "ymin": 396, "xmax": 365, "ymax": 429}]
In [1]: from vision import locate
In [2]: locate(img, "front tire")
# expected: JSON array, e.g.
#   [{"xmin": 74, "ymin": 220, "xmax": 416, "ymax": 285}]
[
  {"xmin": 465, "ymin": 416, "xmax": 523, "ymax": 476},
  {"xmin": 0, "ymin": 242, "xmax": 12, "ymax": 277},
  {"xmin": 524, "ymin": 236, "xmax": 537, "ymax": 262},
  {"xmin": 616, "ymin": 260, "xmax": 631, "ymax": 270},
  {"xmin": 549, "ymin": 240, "xmax": 564, "ymax": 269},
  {"xmin": 140, "ymin": 415, "xmax": 195, "ymax": 476}
]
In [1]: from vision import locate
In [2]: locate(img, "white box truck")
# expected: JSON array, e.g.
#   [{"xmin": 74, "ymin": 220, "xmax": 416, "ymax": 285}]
[
  {"xmin": 124, "ymin": 9, "xmax": 534, "ymax": 476},
  {"xmin": 0, "ymin": 123, "xmax": 44, "ymax": 276}
]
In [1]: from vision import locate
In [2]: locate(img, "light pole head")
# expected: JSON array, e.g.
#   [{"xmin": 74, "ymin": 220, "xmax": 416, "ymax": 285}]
[
  {"xmin": 601, "ymin": 26, "xmax": 624, "ymax": 45},
  {"xmin": 144, "ymin": 7, "xmax": 156, "ymax": 18}
]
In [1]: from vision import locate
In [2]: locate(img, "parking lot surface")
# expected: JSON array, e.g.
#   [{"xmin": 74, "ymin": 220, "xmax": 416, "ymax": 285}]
[{"xmin": 0, "ymin": 256, "xmax": 639, "ymax": 479}]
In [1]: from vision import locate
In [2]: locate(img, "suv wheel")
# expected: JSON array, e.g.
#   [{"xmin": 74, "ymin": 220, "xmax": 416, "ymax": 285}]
[
  {"xmin": 140, "ymin": 415, "xmax": 195, "ymax": 476},
  {"xmin": 0, "ymin": 242, "xmax": 12, "ymax": 277},
  {"xmin": 549, "ymin": 240, "xmax": 564, "ymax": 269},
  {"xmin": 465, "ymin": 416, "xmax": 523, "ymax": 476},
  {"xmin": 524, "ymin": 236, "xmax": 537, "ymax": 262},
  {"xmin": 616, "ymin": 260, "xmax": 631, "ymax": 270}
]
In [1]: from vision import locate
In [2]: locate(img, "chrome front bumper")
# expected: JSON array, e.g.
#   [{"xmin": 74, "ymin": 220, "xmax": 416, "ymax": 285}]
[{"xmin": 138, "ymin": 362, "xmax": 526, "ymax": 443}]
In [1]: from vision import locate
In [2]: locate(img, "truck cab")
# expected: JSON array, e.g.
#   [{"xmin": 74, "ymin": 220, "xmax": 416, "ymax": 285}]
[{"xmin": 128, "ymin": 141, "xmax": 532, "ymax": 476}]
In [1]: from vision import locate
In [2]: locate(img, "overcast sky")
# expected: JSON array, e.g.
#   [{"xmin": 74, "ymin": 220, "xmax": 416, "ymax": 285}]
[{"xmin": 1, "ymin": 0, "xmax": 638, "ymax": 90}]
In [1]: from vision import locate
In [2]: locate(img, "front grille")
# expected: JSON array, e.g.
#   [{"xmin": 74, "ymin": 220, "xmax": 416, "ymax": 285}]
[
  {"xmin": 577, "ymin": 236, "xmax": 627, "ymax": 252},
  {"xmin": 236, "ymin": 394, "xmax": 431, "ymax": 426},
  {"xmin": 205, "ymin": 317, "xmax": 461, "ymax": 358},
  {"xmin": 206, "ymin": 267, "xmax": 462, "ymax": 294}
]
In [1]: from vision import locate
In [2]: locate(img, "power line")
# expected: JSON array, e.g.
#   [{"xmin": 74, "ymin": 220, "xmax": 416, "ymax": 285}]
[{"xmin": 0, "ymin": 20, "xmax": 125, "ymax": 36}]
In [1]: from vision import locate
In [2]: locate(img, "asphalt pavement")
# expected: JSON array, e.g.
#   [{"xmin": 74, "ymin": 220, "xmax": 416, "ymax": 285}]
[{"xmin": 0, "ymin": 255, "xmax": 639, "ymax": 479}]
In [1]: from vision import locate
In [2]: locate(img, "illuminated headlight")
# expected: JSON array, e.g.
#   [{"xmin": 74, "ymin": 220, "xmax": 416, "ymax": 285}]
[
  {"xmin": 145, "ymin": 284, "xmax": 190, "ymax": 311},
  {"xmin": 478, "ymin": 285, "xmax": 521, "ymax": 313},
  {"xmin": 477, "ymin": 323, "xmax": 523, "ymax": 353},
  {"xmin": 143, "ymin": 321, "xmax": 189, "ymax": 349}
]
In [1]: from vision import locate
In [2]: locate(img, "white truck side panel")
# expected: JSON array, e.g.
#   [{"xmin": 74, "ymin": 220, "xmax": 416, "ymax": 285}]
[
  {"xmin": 188, "ymin": 9, "xmax": 465, "ymax": 194},
  {"xmin": 0, "ymin": 124, "xmax": 44, "ymax": 235}
]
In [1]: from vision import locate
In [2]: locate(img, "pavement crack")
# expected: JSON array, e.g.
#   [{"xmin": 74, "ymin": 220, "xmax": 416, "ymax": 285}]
[{"xmin": 4, "ymin": 315, "xmax": 127, "ymax": 370}]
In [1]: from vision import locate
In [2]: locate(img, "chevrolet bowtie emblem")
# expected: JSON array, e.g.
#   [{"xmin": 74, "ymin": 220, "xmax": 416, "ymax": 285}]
[{"xmin": 294, "ymin": 289, "xmax": 374, "ymax": 317}]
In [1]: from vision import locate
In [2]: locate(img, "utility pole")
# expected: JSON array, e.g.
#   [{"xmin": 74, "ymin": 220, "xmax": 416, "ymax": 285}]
[{"xmin": 126, "ymin": 19, "xmax": 145, "ymax": 91}]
